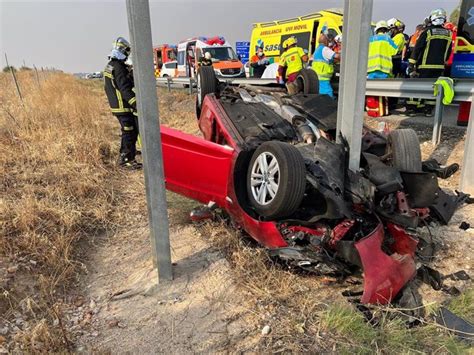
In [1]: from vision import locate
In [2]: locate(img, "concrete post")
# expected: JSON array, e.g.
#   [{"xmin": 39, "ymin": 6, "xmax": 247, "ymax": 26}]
[
  {"xmin": 126, "ymin": 0, "xmax": 173, "ymax": 281},
  {"xmin": 336, "ymin": 0, "xmax": 373, "ymax": 171}
]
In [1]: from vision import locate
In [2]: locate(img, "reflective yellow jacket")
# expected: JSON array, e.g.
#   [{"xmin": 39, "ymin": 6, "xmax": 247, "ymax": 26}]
[{"xmin": 367, "ymin": 33, "xmax": 398, "ymax": 75}]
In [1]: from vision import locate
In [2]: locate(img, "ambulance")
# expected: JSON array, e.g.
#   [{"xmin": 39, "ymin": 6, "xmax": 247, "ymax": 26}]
[
  {"xmin": 249, "ymin": 9, "xmax": 344, "ymax": 65},
  {"xmin": 176, "ymin": 36, "xmax": 245, "ymax": 78}
]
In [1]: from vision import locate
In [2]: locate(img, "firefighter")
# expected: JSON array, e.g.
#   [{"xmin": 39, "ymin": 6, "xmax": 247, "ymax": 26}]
[
  {"xmin": 407, "ymin": 8, "xmax": 452, "ymax": 116},
  {"xmin": 278, "ymin": 36, "xmax": 308, "ymax": 94},
  {"xmin": 104, "ymin": 37, "xmax": 141, "ymax": 169},
  {"xmin": 311, "ymin": 31, "xmax": 340, "ymax": 97},
  {"xmin": 199, "ymin": 51, "xmax": 213, "ymax": 66},
  {"xmin": 250, "ymin": 46, "xmax": 270, "ymax": 78}
]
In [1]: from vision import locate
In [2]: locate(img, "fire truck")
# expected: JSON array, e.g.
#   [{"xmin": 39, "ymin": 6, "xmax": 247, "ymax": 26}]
[{"xmin": 153, "ymin": 44, "xmax": 177, "ymax": 77}]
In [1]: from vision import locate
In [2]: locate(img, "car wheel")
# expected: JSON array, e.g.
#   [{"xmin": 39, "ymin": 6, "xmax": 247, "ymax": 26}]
[
  {"xmin": 197, "ymin": 65, "xmax": 217, "ymax": 110},
  {"xmin": 247, "ymin": 141, "xmax": 306, "ymax": 219},
  {"xmin": 387, "ymin": 129, "xmax": 422, "ymax": 172},
  {"xmin": 296, "ymin": 68, "xmax": 319, "ymax": 94}
]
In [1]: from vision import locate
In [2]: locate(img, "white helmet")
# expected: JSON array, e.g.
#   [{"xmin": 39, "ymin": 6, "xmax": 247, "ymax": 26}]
[
  {"xmin": 204, "ymin": 52, "xmax": 212, "ymax": 60},
  {"xmin": 375, "ymin": 20, "xmax": 389, "ymax": 33},
  {"xmin": 430, "ymin": 8, "xmax": 447, "ymax": 26},
  {"xmin": 387, "ymin": 18, "xmax": 398, "ymax": 29}
]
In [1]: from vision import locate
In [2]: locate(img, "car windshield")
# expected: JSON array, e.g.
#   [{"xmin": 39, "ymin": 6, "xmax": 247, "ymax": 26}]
[{"xmin": 202, "ymin": 47, "xmax": 238, "ymax": 61}]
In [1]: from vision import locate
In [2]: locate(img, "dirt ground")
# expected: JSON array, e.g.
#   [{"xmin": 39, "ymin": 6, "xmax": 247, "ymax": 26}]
[{"xmin": 69, "ymin": 89, "xmax": 473, "ymax": 353}]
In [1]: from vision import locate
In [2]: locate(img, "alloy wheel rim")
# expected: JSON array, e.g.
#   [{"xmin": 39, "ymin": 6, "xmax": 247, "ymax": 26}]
[{"xmin": 250, "ymin": 152, "xmax": 280, "ymax": 206}]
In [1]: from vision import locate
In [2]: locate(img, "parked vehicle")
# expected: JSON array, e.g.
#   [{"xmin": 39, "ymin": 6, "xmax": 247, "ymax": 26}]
[
  {"xmin": 176, "ymin": 36, "xmax": 245, "ymax": 78},
  {"xmin": 159, "ymin": 61, "xmax": 178, "ymax": 78},
  {"xmin": 153, "ymin": 44, "xmax": 177, "ymax": 77},
  {"xmin": 249, "ymin": 9, "xmax": 343, "ymax": 65},
  {"xmin": 158, "ymin": 66, "xmax": 465, "ymax": 305}
]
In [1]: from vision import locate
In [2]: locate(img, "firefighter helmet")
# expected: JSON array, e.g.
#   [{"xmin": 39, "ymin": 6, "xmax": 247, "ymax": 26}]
[
  {"xmin": 397, "ymin": 20, "xmax": 405, "ymax": 31},
  {"xmin": 430, "ymin": 8, "xmax": 447, "ymax": 26},
  {"xmin": 112, "ymin": 37, "xmax": 131, "ymax": 58},
  {"xmin": 387, "ymin": 18, "xmax": 397, "ymax": 29},
  {"xmin": 375, "ymin": 20, "xmax": 389, "ymax": 33}
]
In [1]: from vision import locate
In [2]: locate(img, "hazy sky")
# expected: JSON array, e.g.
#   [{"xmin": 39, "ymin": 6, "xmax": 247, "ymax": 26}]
[{"xmin": 0, "ymin": 0, "xmax": 459, "ymax": 73}]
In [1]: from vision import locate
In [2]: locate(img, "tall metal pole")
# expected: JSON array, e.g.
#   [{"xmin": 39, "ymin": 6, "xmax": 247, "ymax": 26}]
[
  {"xmin": 336, "ymin": 0, "xmax": 373, "ymax": 171},
  {"xmin": 460, "ymin": 98, "xmax": 474, "ymax": 195},
  {"xmin": 126, "ymin": 0, "xmax": 173, "ymax": 281}
]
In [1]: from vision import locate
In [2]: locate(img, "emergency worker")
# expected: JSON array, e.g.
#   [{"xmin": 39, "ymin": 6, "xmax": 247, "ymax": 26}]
[
  {"xmin": 250, "ymin": 46, "xmax": 270, "ymax": 78},
  {"xmin": 389, "ymin": 19, "xmax": 407, "ymax": 77},
  {"xmin": 311, "ymin": 31, "xmax": 340, "ymax": 97},
  {"xmin": 403, "ymin": 24, "xmax": 424, "ymax": 67},
  {"xmin": 367, "ymin": 21, "xmax": 398, "ymax": 78},
  {"xmin": 199, "ymin": 51, "xmax": 213, "ymax": 66},
  {"xmin": 366, "ymin": 21, "xmax": 397, "ymax": 117},
  {"xmin": 104, "ymin": 37, "xmax": 141, "ymax": 169},
  {"xmin": 278, "ymin": 36, "xmax": 308, "ymax": 94},
  {"xmin": 407, "ymin": 8, "xmax": 452, "ymax": 116}
]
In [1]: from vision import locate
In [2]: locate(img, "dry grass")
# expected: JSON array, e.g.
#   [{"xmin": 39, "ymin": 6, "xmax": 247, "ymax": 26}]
[{"xmin": 0, "ymin": 71, "xmax": 119, "ymax": 351}]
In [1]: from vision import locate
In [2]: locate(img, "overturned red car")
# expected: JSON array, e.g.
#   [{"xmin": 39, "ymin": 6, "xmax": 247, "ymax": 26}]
[{"xmin": 159, "ymin": 67, "xmax": 465, "ymax": 305}]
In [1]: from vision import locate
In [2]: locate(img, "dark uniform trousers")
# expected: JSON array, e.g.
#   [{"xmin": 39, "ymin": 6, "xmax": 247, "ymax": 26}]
[{"xmin": 116, "ymin": 114, "xmax": 139, "ymax": 161}]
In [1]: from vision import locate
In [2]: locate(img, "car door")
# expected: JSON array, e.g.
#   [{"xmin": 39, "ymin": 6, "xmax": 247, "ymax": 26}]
[{"xmin": 160, "ymin": 125, "xmax": 234, "ymax": 207}]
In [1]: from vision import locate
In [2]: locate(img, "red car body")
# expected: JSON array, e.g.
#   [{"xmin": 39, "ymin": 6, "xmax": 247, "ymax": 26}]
[{"xmin": 160, "ymin": 94, "xmax": 417, "ymax": 304}]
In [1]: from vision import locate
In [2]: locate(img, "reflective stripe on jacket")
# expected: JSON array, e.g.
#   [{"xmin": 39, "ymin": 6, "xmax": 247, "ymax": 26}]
[
  {"xmin": 104, "ymin": 59, "xmax": 136, "ymax": 116},
  {"xmin": 409, "ymin": 26, "xmax": 452, "ymax": 70},
  {"xmin": 279, "ymin": 46, "xmax": 306, "ymax": 77},
  {"xmin": 311, "ymin": 45, "xmax": 335, "ymax": 81},
  {"xmin": 367, "ymin": 34, "xmax": 398, "ymax": 75}
]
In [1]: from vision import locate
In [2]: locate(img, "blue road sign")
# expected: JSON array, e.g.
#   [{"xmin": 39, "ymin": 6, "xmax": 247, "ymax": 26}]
[{"xmin": 236, "ymin": 41, "xmax": 250, "ymax": 63}]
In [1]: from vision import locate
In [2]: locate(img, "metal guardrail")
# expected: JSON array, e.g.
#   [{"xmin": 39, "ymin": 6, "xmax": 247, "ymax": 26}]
[
  {"xmin": 156, "ymin": 77, "xmax": 195, "ymax": 93},
  {"xmin": 220, "ymin": 77, "xmax": 474, "ymax": 102},
  {"xmin": 364, "ymin": 78, "xmax": 474, "ymax": 102}
]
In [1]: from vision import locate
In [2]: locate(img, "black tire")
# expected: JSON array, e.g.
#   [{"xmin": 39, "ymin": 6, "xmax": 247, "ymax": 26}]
[
  {"xmin": 197, "ymin": 65, "xmax": 217, "ymax": 111},
  {"xmin": 387, "ymin": 129, "xmax": 422, "ymax": 172},
  {"xmin": 296, "ymin": 69, "xmax": 319, "ymax": 94},
  {"xmin": 247, "ymin": 141, "xmax": 306, "ymax": 219}
]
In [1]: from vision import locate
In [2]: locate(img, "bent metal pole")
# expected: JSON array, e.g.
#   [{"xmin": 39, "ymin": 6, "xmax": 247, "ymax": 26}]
[{"xmin": 126, "ymin": 0, "xmax": 173, "ymax": 281}]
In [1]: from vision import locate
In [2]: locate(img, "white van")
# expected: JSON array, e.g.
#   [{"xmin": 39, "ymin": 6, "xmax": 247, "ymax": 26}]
[{"xmin": 177, "ymin": 36, "xmax": 245, "ymax": 78}]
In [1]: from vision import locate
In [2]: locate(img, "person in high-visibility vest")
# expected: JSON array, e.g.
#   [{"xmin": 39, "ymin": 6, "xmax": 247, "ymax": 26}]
[
  {"xmin": 278, "ymin": 36, "xmax": 308, "ymax": 94},
  {"xmin": 406, "ymin": 8, "xmax": 452, "ymax": 117},
  {"xmin": 366, "ymin": 21, "xmax": 397, "ymax": 117},
  {"xmin": 388, "ymin": 19, "xmax": 407, "ymax": 78},
  {"xmin": 311, "ymin": 31, "xmax": 340, "ymax": 97},
  {"xmin": 367, "ymin": 21, "xmax": 398, "ymax": 79}
]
